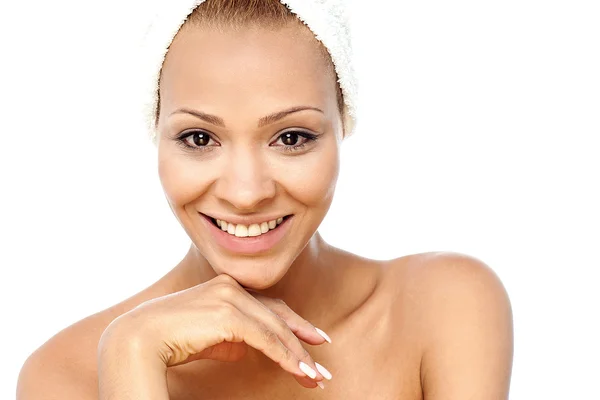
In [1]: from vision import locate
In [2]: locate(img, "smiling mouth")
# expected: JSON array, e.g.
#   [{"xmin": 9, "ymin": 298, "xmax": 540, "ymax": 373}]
[{"xmin": 204, "ymin": 214, "xmax": 293, "ymax": 238}]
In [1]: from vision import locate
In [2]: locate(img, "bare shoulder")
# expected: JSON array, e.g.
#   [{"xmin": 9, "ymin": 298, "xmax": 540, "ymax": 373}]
[
  {"xmin": 385, "ymin": 251, "xmax": 511, "ymax": 301},
  {"xmin": 376, "ymin": 251, "xmax": 512, "ymax": 338},
  {"xmin": 17, "ymin": 267, "xmax": 191, "ymax": 399},
  {"xmin": 17, "ymin": 311, "xmax": 115, "ymax": 399},
  {"xmin": 399, "ymin": 252, "xmax": 511, "ymax": 325},
  {"xmin": 384, "ymin": 252, "xmax": 514, "ymax": 399}
]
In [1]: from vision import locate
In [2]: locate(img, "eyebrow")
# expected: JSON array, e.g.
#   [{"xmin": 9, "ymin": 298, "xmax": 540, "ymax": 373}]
[{"xmin": 169, "ymin": 106, "xmax": 324, "ymax": 128}]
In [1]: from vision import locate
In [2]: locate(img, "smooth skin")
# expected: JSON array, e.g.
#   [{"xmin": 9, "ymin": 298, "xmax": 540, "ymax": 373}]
[{"xmin": 17, "ymin": 21, "xmax": 513, "ymax": 400}]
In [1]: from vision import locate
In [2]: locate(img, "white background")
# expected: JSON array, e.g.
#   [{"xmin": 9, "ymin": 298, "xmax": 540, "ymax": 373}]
[{"xmin": 1, "ymin": 0, "xmax": 599, "ymax": 398}]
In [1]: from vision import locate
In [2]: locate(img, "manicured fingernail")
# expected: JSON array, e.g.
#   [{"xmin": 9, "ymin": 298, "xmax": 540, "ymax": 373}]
[
  {"xmin": 316, "ymin": 381, "xmax": 325, "ymax": 389},
  {"xmin": 315, "ymin": 327, "xmax": 332, "ymax": 343},
  {"xmin": 315, "ymin": 362, "xmax": 333, "ymax": 380},
  {"xmin": 299, "ymin": 361, "xmax": 317, "ymax": 379}
]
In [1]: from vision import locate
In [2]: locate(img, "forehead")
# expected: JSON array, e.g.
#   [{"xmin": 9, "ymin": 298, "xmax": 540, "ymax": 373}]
[{"xmin": 159, "ymin": 23, "xmax": 337, "ymax": 116}]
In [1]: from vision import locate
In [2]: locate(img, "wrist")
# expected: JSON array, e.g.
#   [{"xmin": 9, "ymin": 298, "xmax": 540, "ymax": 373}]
[{"xmin": 98, "ymin": 319, "xmax": 168, "ymax": 399}]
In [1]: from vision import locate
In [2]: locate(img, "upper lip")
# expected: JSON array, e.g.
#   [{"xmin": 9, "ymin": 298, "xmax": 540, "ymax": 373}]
[{"xmin": 201, "ymin": 212, "xmax": 291, "ymax": 226}]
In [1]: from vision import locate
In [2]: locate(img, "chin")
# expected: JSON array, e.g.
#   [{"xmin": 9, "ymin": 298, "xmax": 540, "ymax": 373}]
[{"xmin": 208, "ymin": 255, "xmax": 291, "ymax": 290}]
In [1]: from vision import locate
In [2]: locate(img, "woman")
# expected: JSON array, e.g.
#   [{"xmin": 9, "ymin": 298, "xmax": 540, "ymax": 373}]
[{"xmin": 17, "ymin": 0, "xmax": 513, "ymax": 398}]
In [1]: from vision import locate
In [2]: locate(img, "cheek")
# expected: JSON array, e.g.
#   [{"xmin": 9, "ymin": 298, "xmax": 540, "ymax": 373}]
[
  {"xmin": 282, "ymin": 139, "xmax": 340, "ymax": 207},
  {"xmin": 158, "ymin": 149, "xmax": 212, "ymax": 208}
]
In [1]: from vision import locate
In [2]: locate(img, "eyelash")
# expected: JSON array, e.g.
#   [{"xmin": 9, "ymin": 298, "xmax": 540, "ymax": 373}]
[{"xmin": 175, "ymin": 130, "xmax": 320, "ymax": 153}]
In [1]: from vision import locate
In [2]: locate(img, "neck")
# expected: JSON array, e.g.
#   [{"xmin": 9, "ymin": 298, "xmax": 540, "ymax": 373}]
[{"xmin": 178, "ymin": 231, "xmax": 339, "ymax": 326}]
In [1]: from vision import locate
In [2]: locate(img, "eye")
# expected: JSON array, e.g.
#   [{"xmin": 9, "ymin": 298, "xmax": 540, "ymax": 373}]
[
  {"xmin": 272, "ymin": 131, "xmax": 319, "ymax": 153},
  {"xmin": 176, "ymin": 130, "xmax": 218, "ymax": 151},
  {"xmin": 279, "ymin": 132, "xmax": 302, "ymax": 146}
]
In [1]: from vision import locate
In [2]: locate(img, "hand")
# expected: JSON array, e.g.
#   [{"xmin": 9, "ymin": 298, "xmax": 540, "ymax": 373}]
[{"xmin": 98, "ymin": 274, "xmax": 332, "ymax": 397}]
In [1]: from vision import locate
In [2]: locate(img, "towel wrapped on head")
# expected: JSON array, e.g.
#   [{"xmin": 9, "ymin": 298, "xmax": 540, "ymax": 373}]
[{"xmin": 138, "ymin": 0, "xmax": 358, "ymax": 144}]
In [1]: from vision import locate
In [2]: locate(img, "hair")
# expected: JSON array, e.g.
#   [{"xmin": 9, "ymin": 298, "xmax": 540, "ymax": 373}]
[{"xmin": 155, "ymin": 0, "xmax": 345, "ymax": 129}]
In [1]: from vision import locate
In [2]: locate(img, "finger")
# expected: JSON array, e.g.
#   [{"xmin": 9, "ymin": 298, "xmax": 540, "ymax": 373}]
[
  {"xmin": 253, "ymin": 295, "xmax": 332, "ymax": 346},
  {"xmin": 232, "ymin": 296, "xmax": 327, "ymax": 383},
  {"xmin": 211, "ymin": 276, "xmax": 329, "ymax": 385},
  {"xmin": 227, "ymin": 311, "xmax": 322, "ymax": 388},
  {"xmin": 254, "ymin": 297, "xmax": 334, "ymax": 382}
]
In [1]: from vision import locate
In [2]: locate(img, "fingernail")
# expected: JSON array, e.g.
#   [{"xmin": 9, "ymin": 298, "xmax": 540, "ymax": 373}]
[
  {"xmin": 316, "ymin": 381, "xmax": 325, "ymax": 389},
  {"xmin": 315, "ymin": 327, "xmax": 332, "ymax": 343},
  {"xmin": 315, "ymin": 362, "xmax": 333, "ymax": 380},
  {"xmin": 299, "ymin": 361, "xmax": 317, "ymax": 379}
]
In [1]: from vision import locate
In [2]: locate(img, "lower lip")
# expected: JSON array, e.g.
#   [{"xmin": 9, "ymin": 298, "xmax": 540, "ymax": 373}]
[{"xmin": 200, "ymin": 213, "xmax": 293, "ymax": 255}]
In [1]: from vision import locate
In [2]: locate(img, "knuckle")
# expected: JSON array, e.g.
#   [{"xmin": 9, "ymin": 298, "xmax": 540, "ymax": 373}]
[
  {"xmin": 267, "ymin": 298, "xmax": 291, "ymax": 317},
  {"xmin": 270, "ymin": 315, "xmax": 306, "ymax": 355},
  {"xmin": 214, "ymin": 282, "xmax": 239, "ymax": 299},
  {"xmin": 273, "ymin": 298, "xmax": 287, "ymax": 307},
  {"xmin": 215, "ymin": 302, "xmax": 238, "ymax": 319},
  {"xmin": 263, "ymin": 329, "xmax": 282, "ymax": 347},
  {"xmin": 281, "ymin": 345, "xmax": 293, "ymax": 362},
  {"xmin": 217, "ymin": 322, "xmax": 237, "ymax": 343},
  {"xmin": 272, "ymin": 315, "xmax": 290, "ymax": 334},
  {"xmin": 257, "ymin": 325, "xmax": 295, "ymax": 364},
  {"xmin": 262, "ymin": 327, "xmax": 280, "ymax": 347},
  {"xmin": 299, "ymin": 347, "xmax": 311, "ymax": 361},
  {"xmin": 215, "ymin": 274, "xmax": 238, "ymax": 285}
]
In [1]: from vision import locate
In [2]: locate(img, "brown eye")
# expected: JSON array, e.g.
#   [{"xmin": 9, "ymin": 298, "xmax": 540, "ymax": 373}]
[
  {"xmin": 191, "ymin": 132, "xmax": 210, "ymax": 146},
  {"xmin": 280, "ymin": 132, "xmax": 300, "ymax": 146},
  {"xmin": 272, "ymin": 130, "xmax": 320, "ymax": 153},
  {"xmin": 176, "ymin": 130, "xmax": 218, "ymax": 152}
]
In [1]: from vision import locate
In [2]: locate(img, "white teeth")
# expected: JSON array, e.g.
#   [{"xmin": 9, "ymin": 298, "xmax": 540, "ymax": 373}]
[
  {"xmin": 213, "ymin": 216, "xmax": 289, "ymax": 237},
  {"xmin": 260, "ymin": 222, "xmax": 269, "ymax": 233},
  {"xmin": 248, "ymin": 224, "xmax": 262, "ymax": 237},
  {"xmin": 227, "ymin": 223, "xmax": 236, "ymax": 235},
  {"xmin": 235, "ymin": 224, "xmax": 249, "ymax": 237}
]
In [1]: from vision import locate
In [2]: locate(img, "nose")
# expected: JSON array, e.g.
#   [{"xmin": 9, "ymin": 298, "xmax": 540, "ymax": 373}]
[{"xmin": 213, "ymin": 146, "xmax": 277, "ymax": 211}]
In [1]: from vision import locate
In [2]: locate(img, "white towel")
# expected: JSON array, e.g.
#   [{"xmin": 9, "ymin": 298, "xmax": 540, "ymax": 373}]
[{"xmin": 139, "ymin": 0, "xmax": 357, "ymax": 144}]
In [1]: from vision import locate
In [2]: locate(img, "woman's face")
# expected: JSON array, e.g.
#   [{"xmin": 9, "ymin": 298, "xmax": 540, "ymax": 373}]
[{"xmin": 156, "ymin": 22, "xmax": 343, "ymax": 289}]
